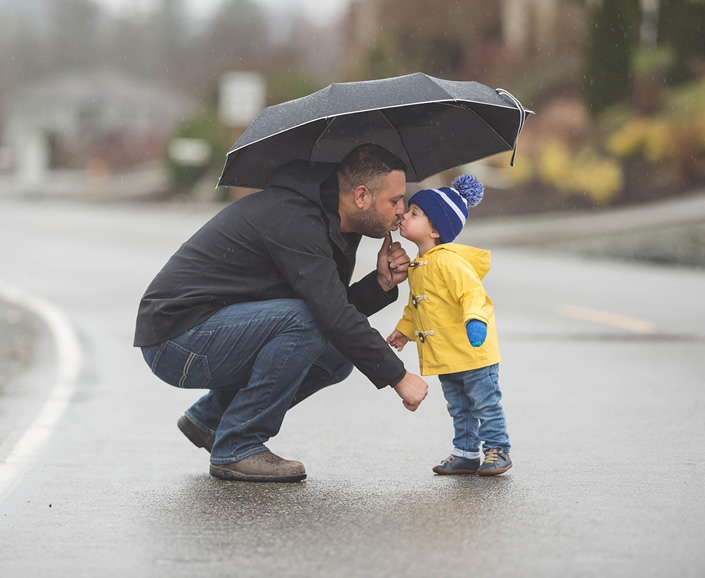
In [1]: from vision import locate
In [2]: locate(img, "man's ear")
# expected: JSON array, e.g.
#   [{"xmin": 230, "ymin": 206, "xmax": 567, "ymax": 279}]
[{"xmin": 353, "ymin": 185, "xmax": 370, "ymax": 209}]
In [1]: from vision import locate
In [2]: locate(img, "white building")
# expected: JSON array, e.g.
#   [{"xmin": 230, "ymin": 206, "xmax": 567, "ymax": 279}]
[{"xmin": 2, "ymin": 70, "xmax": 193, "ymax": 194}]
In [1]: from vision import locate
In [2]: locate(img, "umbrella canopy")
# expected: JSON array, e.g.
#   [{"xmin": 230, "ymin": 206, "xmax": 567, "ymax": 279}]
[{"xmin": 218, "ymin": 73, "xmax": 531, "ymax": 189}]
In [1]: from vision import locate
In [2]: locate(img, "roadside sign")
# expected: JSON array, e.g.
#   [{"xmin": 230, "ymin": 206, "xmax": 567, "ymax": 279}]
[{"xmin": 218, "ymin": 72, "xmax": 266, "ymax": 128}]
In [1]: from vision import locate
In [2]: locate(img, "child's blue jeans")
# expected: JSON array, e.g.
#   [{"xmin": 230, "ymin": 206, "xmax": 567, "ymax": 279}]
[{"xmin": 439, "ymin": 363, "xmax": 510, "ymax": 455}]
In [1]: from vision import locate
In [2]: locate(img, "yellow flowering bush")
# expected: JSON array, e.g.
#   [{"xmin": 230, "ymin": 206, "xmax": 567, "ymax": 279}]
[
  {"xmin": 504, "ymin": 155, "xmax": 533, "ymax": 186},
  {"xmin": 606, "ymin": 76, "xmax": 705, "ymax": 171},
  {"xmin": 608, "ymin": 118, "xmax": 677, "ymax": 162},
  {"xmin": 498, "ymin": 76, "xmax": 705, "ymax": 209},
  {"xmin": 534, "ymin": 140, "xmax": 623, "ymax": 204}
]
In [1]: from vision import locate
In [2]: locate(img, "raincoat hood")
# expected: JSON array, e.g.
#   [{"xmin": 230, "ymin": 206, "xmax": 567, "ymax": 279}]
[{"xmin": 426, "ymin": 243, "xmax": 491, "ymax": 279}]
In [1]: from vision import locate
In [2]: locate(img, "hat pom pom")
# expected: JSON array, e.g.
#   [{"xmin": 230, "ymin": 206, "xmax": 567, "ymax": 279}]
[{"xmin": 451, "ymin": 174, "xmax": 483, "ymax": 208}]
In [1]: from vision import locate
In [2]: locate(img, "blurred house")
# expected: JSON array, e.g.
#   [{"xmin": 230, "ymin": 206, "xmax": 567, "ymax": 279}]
[{"xmin": 2, "ymin": 70, "xmax": 194, "ymax": 194}]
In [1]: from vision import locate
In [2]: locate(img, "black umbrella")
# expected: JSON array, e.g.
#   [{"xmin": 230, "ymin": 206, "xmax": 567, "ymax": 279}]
[{"xmin": 217, "ymin": 72, "xmax": 531, "ymax": 189}]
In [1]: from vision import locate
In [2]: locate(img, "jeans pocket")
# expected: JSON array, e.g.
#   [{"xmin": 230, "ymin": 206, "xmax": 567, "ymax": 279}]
[{"xmin": 150, "ymin": 340, "xmax": 212, "ymax": 388}]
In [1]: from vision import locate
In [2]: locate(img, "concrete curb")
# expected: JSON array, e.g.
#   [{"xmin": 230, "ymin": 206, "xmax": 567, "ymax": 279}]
[{"xmin": 0, "ymin": 281, "xmax": 82, "ymax": 501}]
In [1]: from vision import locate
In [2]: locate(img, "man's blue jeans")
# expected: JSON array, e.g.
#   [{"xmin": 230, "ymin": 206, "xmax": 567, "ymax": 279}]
[
  {"xmin": 439, "ymin": 364, "xmax": 510, "ymax": 455},
  {"xmin": 141, "ymin": 299, "xmax": 354, "ymax": 464}
]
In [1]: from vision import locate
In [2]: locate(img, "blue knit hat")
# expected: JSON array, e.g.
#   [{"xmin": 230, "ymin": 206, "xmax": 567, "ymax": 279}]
[{"xmin": 407, "ymin": 174, "xmax": 484, "ymax": 243}]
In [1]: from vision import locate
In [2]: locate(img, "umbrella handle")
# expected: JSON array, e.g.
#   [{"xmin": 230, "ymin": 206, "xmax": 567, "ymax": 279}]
[
  {"xmin": 496, "ymin": 88, "xmax": 528, "ymax": 167},
  {"xmin": 387, "ymin": 231, "xmax": 394, "ymax": 289}
]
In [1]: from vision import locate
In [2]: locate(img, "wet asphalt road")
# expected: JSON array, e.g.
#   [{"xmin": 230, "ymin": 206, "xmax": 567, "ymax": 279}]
[{"xmin": 1, "ymin": 199, "xmax": 704, "ymax": 577}]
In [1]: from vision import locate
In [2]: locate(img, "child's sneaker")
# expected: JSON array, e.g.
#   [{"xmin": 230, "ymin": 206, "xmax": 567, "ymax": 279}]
[
  {"xmin": 478, "ymin": 448, "xmax": 512, "ymax": 476},
  {"xmin": 432, "ymin": 455, "xmax": 480, "ymax": 475}
]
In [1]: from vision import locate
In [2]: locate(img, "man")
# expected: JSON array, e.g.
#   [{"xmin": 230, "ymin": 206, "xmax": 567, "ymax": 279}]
[{"xmin": 135, "ymin": 144, "xmax": 428, "ymax": 482}]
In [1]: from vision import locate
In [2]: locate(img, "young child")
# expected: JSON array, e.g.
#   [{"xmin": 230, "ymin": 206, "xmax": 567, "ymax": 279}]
[{"xmin": 387, "ymin": 175, "xmax": 511, "ymax": 476}]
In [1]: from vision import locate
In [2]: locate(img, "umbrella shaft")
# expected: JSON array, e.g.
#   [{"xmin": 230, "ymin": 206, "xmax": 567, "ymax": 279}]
[{"xmin": 387, "ymin": 231, "xmax": 394, "ymax": 288}]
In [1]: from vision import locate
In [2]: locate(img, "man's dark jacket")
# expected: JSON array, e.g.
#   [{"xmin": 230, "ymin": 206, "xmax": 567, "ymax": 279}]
[{"xmin": 134, "ymin": 160, "xmax": 406, "ymax": 389}]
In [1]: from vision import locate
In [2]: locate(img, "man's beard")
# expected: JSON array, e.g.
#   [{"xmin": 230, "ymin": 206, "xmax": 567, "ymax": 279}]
[{"xmin": 349, "ymin": 203, "xmax": 396, "ymax": 238}]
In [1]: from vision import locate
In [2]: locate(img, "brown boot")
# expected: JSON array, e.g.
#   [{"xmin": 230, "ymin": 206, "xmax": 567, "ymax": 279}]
[
  {"xmin": 209, "ymin": 450, "xmax": 306, "ymax": 482},
  {"xmin": 177, "ymin": 415, "xmax": 215, "ymax": 453}
]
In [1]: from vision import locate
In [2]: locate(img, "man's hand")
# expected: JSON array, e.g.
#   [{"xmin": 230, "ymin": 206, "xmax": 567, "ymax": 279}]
[
  {"xmin": 387, "ymin": 329, "xmax": 409, "ymax": 352},
  {"xmin": 393, "ymin": 371, "xmax": 428, "ymax": 411},
  {"xmin": 376, "ymin": 233, "xmax": 410, "ymax": 291}
]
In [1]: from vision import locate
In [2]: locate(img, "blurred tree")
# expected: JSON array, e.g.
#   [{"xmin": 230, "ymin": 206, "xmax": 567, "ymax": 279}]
[
  {"xmin": 0, "ymin": 17, "xmax": 46, "ymax": 99},
  {"xmin": 0, "ymin": 0, "xmax": 313, "ymax": 105},
  {"xmin": 266, "ymin": 71, "xmax": 325, "ymax": 105},
  {"xmin": 155, "ymin": 0, "xmax": 271, "ymax": 104},
  {"xmin": 199, "ymin": 0, "xmax": 268, "ymax": 77},
  {"xmin": 344, "ymin": 0, "xmax": 590, "ymax": 108},
  {"xmin": 352, "ymin": 0, "xmax": 502, "ymax": 81},
  {"xmin": 47, "ymin": 0, "xmax": 105, "ymax": 71},
  {"xmin": 153, "ymin": 0, "xmax": 189, "ymax": 87},
  {"xmin": 103, "ymin": 13, "xmax": 159, "ymax": 80},
  {"xmin": 658, "ymin": 0, "xmax": 705, "ymax": 84},
  {"xmin": 584, "ymin": 0, "xmax": 640, "ymax": 116}
]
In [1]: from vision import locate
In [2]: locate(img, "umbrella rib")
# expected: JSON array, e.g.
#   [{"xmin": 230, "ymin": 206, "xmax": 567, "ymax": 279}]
[
  {"xmin": 310, "ymin": 117, "xmax": 336, "ymax": 155},
  {"xmin": 441, "ymin": 101, "xmax": 519, "ymax": 149},
  {"xmin": 375, "ymin": 109, "xmax": 420, "ymax": 181}
]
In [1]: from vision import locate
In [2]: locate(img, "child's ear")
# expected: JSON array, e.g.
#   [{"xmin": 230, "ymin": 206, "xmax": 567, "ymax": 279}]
[{"xmin": 430, "ymin": 228, "xmax": 440, "ymax": 239}]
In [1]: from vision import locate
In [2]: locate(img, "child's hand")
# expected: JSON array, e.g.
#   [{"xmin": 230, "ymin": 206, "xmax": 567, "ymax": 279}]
[
  {"xmin": 466, "ymin": 320, "xmax": 487, "ymax": 347},
  {"xmin": 387, "ymin": 330, "xmax": 409, "ymax": 351}
]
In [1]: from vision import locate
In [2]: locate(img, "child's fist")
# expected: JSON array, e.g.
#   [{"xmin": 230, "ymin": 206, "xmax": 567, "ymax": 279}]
[{"xmin": 387, "ymin": 330, "xmax": 409, "ymax": 351}]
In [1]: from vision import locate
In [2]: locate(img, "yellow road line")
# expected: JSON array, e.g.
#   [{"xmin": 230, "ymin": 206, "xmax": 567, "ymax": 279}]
[{"xmin": 560, "ymin": 305, "xmax": 657, "ymax": 334}]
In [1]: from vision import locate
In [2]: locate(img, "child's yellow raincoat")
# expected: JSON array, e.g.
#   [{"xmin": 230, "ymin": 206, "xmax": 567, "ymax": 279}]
[{"xmin": 395, "ymin": 244, "xmax": 501, "ymax": 376}]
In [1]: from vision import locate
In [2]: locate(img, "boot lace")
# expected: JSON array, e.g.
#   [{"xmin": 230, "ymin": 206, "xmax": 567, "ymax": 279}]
[{"xmin": 483, "ymin": 449, "xmax": 503, "ymax": 464}]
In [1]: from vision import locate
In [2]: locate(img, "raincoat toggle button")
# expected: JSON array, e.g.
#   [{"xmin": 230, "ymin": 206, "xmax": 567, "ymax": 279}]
[
  {"xmin": 415, "ymin": 330, "xmax": 434, "ymax": 343},
  {"xmin": 412, "ymin": 295, "xmax": 427, "ymax": 308}
]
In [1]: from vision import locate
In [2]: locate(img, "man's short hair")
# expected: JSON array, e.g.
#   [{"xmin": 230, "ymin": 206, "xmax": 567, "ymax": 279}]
[{"xmin": 337, "ymin": 144, "xmax": 407, "ymax": 195}]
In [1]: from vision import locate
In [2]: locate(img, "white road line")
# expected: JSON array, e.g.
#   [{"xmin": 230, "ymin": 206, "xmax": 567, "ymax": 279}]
[
  {"xmin": 560, "ymin": 304, "xmax": 657, "ymax": 334},
  {"xmin": 0, "ymin": 281, "xmax": 82, "ymax": 501}
]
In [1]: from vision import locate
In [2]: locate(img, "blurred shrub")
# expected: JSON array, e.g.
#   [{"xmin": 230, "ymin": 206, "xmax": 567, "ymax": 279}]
[
  {"xmin": 166, "ymin": 107, "xmax": 230, "ymax": 194},
  {"xmin": 504, "ymin": 156, "xmax": 533, "ymax": 186},
  {"xmin": 504, "ymin": 74, "xmax": 705, "ymax": 211},
  {"xmin": 633, "ymin": 47, "xmax": 676, "ymax": 77},
  {"xmin": 537, "ymin": 141, "xmax": 623, "ymax": 204},
  {"xmin": 607, "ymin": 118, "xmax": 673, "ymax": 161},
  {"xmin": 505, "ymin": 139, "xmax": 622, "ymax": 205},
  {"xmin": 606, "ymin": 75, "xmax": 705, "ymax": 176},
  {"xmin": 266, "ymin": 72, "xmax": 325, "ymax": 105}
]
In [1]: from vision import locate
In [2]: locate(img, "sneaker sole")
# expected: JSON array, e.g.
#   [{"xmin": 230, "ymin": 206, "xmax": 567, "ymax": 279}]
[
  {"xmin": 209, "ymin": 464, "xmax": 307, "ymax": 483},
  {"xmin": 477, "ymin": 463, "xmax": 512, "ymax": 476},
  {"xmin": 177, "ymin": 416, "xmax": 214, "ymax": 453},
  {"xmin": 432, "ymin": 467, "xmax": 478, "ymax": 475}
]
